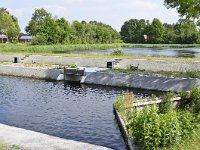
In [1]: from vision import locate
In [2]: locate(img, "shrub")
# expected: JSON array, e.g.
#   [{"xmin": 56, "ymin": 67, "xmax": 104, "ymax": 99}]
[
  {"xmin": 159, "ymin": 92, "xmax": 175, "ymax": 114},
  {"xmin": 70, "ymin": 64, "xmax": 78, "ymax": 68},
  {"xmin": 127, "ymin": 105, "xmax": 196, "ymax": 150},
  {"xmin": 190, "ymin": 86, "xmax": 200, "ymax": 113},
  {"xmin": 111, "ymin": 49, "xmax": 125, "ymax": 56}
]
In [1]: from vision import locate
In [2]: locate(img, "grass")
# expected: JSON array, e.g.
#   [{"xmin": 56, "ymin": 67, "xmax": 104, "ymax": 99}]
[
  {"xmin": 105, "ymin": 68, "xmax": 200, "ymax": 78},
  {"xmin": 160, "ymin": 127, "xmax": 200, "ymax": 150},
  {"xmin": 0, "ymin": 43, "xmax": 122, "ymax": 53},
  {"xmin": 1, "ymin": 43, "xmax": 200, "ymax": 62},
  {"xmin": 0, "ymin": 145, "xmax": 20, "ymax": 150},
  {"xmin": 114, "ymin": 90, "xmax": 200, "ymax": 150}
]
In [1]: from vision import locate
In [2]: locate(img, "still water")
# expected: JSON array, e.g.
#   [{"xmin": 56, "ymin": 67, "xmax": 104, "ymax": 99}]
[
  {"xmin": 71, "ymin": 47, "xmax": 200, "ymax": 58},
  {"xmin": 0, "ymin": 76, "xmax": 158, "ymax": 149}
]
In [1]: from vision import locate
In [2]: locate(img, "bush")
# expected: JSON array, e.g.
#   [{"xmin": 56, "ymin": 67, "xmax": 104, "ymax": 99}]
[
  {"xmin": 111, "ymin": 49, "xmax": 125, "ymax": 56},
  {"xmin": 190, "ymin": 86, "xmax": 200, "ymax": 113},
  {"xmin": 127, "ymin": 105, "xmax": 196, "ymax": 150}
]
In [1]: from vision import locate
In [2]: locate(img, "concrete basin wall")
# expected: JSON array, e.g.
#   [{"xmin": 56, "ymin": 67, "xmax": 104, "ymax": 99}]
[
  {"xmin": 84, "ymin": 72, "xmax": 199, "ymax": 92},
  {"xmin": 0, "ymin": 65, "xmax": 62, "ymax": 80}
]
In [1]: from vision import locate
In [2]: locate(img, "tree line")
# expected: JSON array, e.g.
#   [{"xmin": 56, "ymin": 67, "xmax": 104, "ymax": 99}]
[
  {"xmin": 0, "ymin": 5, "xmax": 200, "ymax": 45},
  {"xmin": 121, "ymin": 18, "xmax": 200, "ymax": 44}
]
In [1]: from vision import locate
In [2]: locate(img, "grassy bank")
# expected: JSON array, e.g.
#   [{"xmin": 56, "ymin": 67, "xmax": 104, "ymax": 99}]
[
  {"xmin": 1, "ymin": 43, "xmax": 200, "ymax": 54},
  {"xmin": 0, "ymin": 43, "xmax": 122, "ymax": 53},
  {"xmin": 1, "ymin": 43, "xmax": 200, "ymax": 62},
  {"xmin": 114, "ymin": 87, "xmax": 200, "ymax": 150}
]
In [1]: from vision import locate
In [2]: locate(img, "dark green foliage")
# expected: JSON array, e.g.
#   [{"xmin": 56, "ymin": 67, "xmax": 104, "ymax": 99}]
[
  {"xmin": 0, "ymin": 8, "xmax": 20, "ymax": 40},
  {"xmin": 164, "ymin": 0, "xmax": 200, "ymax": 19},
  {"xmin": 146, "ymin": 18, "xmax": 165, "ymax": 44},
  {"xmin": 190, "ymin": 86, "xmax": 200, "ymax": 113},
  {"xmin": 27, "ymin": 8, "xmax": 121, "ymax": 45},
  {"xmin": 120, "ymin": 18, "xmax": 200, "ymax": 44},
  {"xmin": 174, "ymin": 19, "xmax": 199, "ymax": 44},
  {"xmin": 127, "ymin": 105, "xmax": 196, "ymax": 150},
  {"xmin": 111, "ymin": 49, "xmax": 125, "ymax": 56},
  {"xmin": 159, "ymin": 92, "xmax": 174, "ymax": 114},
  {"xmin": 121, "ymin": 19, "xmax": 147, "ymax": 43}
]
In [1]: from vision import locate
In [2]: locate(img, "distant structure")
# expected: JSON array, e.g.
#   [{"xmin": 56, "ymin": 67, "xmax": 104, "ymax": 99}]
[
  {"xmin": 144, "ymin": 34, "xmax": 148, "ymax": 42},
  {"xmin": 0, "ymin": 34, "xmax": 8, "ymax": 43},
  {"xmin": 19, "ymin": 36, "xmax": 33, "ymax": 43}
]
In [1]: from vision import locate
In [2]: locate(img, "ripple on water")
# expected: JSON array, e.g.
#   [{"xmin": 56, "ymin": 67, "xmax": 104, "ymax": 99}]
[{"xmin": 0, "ymin": 76, "xmax": 161, "ymax": 150}]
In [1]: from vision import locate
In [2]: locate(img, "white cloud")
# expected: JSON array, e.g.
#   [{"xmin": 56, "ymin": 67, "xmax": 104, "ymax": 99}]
[{"xmin": 6, "ymin": 0, "xmax": 180, "ymax": 32}]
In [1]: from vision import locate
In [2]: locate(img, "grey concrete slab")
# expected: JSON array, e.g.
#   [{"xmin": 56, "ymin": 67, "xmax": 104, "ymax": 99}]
[
  {"xmin": 0, "ymin": 124, "xmax": 111, "ymax": 150},
  {"xmin": 84, "ymin": 72, "xmax": 199, "ymax": 92}
]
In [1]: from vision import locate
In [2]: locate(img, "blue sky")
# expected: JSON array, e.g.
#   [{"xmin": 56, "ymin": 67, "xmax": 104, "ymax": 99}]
[{"xmin": 2, "ymin": 0, "xmax": 180, "ymax": 32}]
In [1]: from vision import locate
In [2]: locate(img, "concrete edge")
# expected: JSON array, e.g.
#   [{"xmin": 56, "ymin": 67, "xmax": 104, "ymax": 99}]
[
  {"xmin": 113, "ymin": 106, "xmax": 138, "ymax": 150},
  {"xmin": 0, "ymin": 123, "xmax": 111, "ymax": 150}
]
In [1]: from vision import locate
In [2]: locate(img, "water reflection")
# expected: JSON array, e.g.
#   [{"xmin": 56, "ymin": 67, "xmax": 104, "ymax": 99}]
[
  {"xmin": 0, "ymin": 76, "xmax": 162, "ymax": 150},
  {"xmin": 70, "ymin": 47, "xmax": 200, "ymax": 58}
]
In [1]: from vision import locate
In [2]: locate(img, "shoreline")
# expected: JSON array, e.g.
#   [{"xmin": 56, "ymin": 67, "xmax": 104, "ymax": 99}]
[{"xmin": 0, "ymin": 64, "xmax": 198, "ymax": 92}]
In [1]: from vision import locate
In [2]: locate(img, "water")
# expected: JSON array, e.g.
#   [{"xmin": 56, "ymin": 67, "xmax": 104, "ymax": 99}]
[
  {"xmin": 0, "ymin": 76, "xmax": 159, "ymax": 149},
  {"xmin": 71, "ymin": 47, "xmax": 200, "ymax": 58}
]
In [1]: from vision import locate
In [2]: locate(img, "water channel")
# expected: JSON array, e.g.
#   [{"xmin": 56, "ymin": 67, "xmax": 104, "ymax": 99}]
[
  {"xmin": 71, "ymin": 47, "xmax": 200, "ymax": 58},
  {"xmin": 0, "ymin": 76, "xmax": 160, "ymax": 149}
]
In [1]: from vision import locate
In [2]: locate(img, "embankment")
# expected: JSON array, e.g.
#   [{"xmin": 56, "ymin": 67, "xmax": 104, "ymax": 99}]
[
  {"xmin": 1, "ymin": 54, "xmax": 200, "ymax": 71},
  {"xmin": 0, "ymin": 64, "xmax": 199, "ymax": 92}
]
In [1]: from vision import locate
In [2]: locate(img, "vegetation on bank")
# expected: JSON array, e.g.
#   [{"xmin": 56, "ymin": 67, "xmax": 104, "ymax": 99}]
[
  {"xmin": 0, "ymin": 145, "xmax": 20, "ymax": 150},
  {"xmin": 1, "ymin": 43, "xmax": 200, "ymax": 53},
  {"xmin": 114, "ymin": 87, "xmax": 200, "ymax": 150}
]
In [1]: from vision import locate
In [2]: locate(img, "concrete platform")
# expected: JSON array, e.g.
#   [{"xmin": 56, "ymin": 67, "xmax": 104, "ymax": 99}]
[{"xmin": 0, "ymin": 124, "xmax": 111, "ymax": 150}]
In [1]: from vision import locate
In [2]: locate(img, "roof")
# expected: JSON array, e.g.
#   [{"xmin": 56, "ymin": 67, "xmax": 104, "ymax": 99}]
[
  {"xmin": 0, "ymin": 34, "xmax": 8, "ymax": 38},
  {"xmin": 19, "ymin": 36, "xmax": 33, "ymax": 40}
]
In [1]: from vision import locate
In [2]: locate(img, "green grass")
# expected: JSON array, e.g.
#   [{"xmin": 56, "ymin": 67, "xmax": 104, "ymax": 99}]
[
  {"xmin": 0, "ymin": 43, "xmax": 122, "ymax": 53},
  {"xmin": 0, "ymin": 145, "xmax": 20, "ymax": 150},
  {"xmin": 1, "ymin": 43, "xmax": 200, "ymax": 62},
  {"xmin": 160, "ymin": 127, "xmax": 200, "ymax": 150}
]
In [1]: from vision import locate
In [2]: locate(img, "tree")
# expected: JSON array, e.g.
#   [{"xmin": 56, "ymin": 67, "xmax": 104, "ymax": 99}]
[
  {"xmin": 164, "ymin": 0, "xmax": 200, "ymax": 19},
  {"xmin": 0, "ymin": 8, "xmax": 20, "ymax": 40},
  {"xmin": 174, "ymin": 19, "xmax": 199, "ymax": 44},
  {"xmin": 163, "ymin": 23, "xmax": 176, "ymax": 44},
  {"xmin": 26, "ymin": 8, "xmax": 51, "ymax": 35},
  {"xmin": 121, "ymin": 19, "xmax": 147, "ymax": 43},
  {"xmin": 146, "ymin": 18, "xmax": 165, "ymax": 44}
]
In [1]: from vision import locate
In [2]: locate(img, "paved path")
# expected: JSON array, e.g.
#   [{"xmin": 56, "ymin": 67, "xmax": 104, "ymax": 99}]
[{"xmin": 0, "ymin": 124, "xmax": 111, "ymax": 150}]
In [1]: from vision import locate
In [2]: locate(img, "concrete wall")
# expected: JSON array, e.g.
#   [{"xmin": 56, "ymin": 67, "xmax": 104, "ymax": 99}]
[
  {"xmin": 0, "ymin": 65, "xmax": 62, "ymax": 80},
  {"xmin": 84, "ymin": 72, "xmax": 199, "ymax": 92}
]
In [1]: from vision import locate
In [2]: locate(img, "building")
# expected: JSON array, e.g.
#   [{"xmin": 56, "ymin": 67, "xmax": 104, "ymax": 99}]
[
  {"xmin": 0, "ymin": 34, "xmax": 8, "ymax": 43},
  {"xmin": 19, "ymin": 36, "xmax": 33, "ymax": 43}
]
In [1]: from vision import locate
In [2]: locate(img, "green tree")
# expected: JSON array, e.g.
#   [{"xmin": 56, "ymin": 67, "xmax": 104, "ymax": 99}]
[
  {"xmin": 164, "ymin": 0, "xmax": 200, "ymax": 19},
  {"xmin": 146, "ymin": 18, "xmax": 165, "ymax": 44},
  {"xmin": 163, "ymin": 23, "xmax": 176, "ymax": 44},
  {"xmin": 26, "ymin": 8, "xmax": 51, "ymax": 35},
  {"xmin": 121, "ymin": 19, "xmax": 147, "ymax": 43},
  {"xmin": 0, "ymin": 8, "xmax": 20, "ymax": 40},
  {"xmin": 174, "ymin": 19, "xmax": 199, "ymax": 44}
]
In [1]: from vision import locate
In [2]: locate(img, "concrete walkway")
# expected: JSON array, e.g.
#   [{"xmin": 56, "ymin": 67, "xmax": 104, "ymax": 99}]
[{"xmin": 0, "ymin": 124, "xmax": 111, "ymax": 150}]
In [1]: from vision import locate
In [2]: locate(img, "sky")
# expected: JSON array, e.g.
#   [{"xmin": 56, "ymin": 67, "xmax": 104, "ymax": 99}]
[{"xmin": 2, "ymin": 0, "xmax": 180, "ymax": 33}]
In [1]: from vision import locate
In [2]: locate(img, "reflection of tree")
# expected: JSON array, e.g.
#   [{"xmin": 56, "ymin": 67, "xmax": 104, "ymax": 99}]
[{"xmin": 176, "ymin": 50, "xmax": 196, "ymax": 58}]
